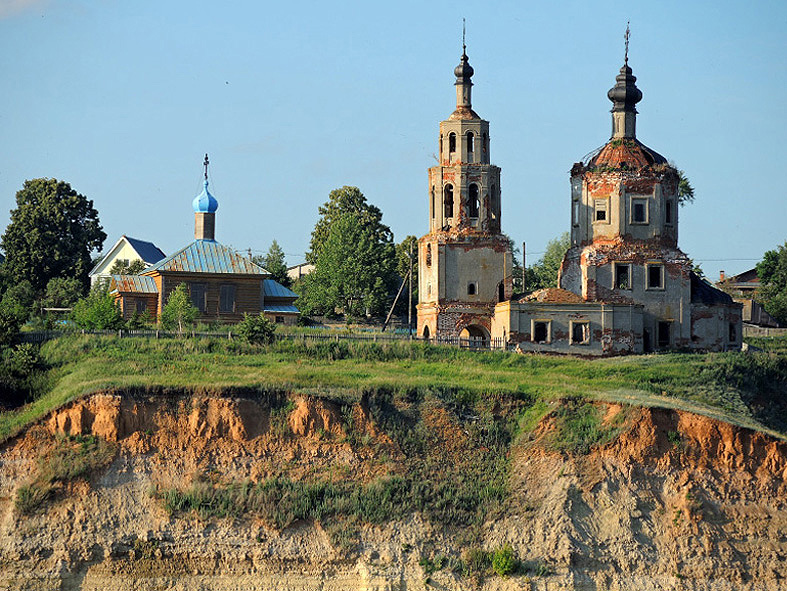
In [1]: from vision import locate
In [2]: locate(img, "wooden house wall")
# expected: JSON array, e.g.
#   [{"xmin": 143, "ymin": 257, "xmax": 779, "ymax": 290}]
[
  {"xmin": 154, "ymin": 272, "xmax": 267, "ymax": 324},
  {"xmin": 116, "ymin": 293, "xmax": 160, "ymax": 321}
]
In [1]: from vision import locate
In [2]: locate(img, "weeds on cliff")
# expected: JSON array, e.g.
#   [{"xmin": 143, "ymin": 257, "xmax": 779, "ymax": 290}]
[
  {"xmin": 547, "ymin": 398, "xmax": 627, "ymax": 454},
  {"xmin": 14, "ymin": 434, "xmax": 117, "ymax": 515}
]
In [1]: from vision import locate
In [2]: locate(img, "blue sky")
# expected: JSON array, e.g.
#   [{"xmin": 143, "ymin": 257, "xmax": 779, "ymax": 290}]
[{"xmin": 0, "ymin": 0, "xmax": 785, "ymax": 280}]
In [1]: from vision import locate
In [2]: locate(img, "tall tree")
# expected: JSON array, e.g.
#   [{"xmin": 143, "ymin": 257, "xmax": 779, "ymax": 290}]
[
  {"xmin": 306, "ymin": 186, "xmax": 393, "ymax": 264},
  {"xmin": 526, "ymin": 232, "xmax": 571, "ymax": 292},
  {"xmin": 257, "ymin": 240, "xmax": 291, "ymax": 287},
  {"xmin": 297, "ymin": 212, "xmax": 395, "ymax": 319},
  {"xmin": 1, "ymin": 178, "xmax": 106, "ymax": 293},
  {"xmin": 756, "ymin": 242, "xmax": 787, "ymax": 325},
  {"xmin": 109, "ymin": 259, "xmax": 146, "ymax": 275}
]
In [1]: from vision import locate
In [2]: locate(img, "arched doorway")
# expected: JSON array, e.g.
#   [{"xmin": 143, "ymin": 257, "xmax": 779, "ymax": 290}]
[
  {"xmin": 459, "ymin": 324, "xmax": 489, "ymax": 349},
  {"xmin": 422, "ymin": 325, "xmax": 430, "ymax": 339}
]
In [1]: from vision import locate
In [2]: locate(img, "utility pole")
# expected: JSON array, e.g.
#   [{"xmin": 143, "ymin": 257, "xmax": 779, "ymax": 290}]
[
  {"xmin": 522, "ymin": 241, "xmax": 526, "ymax": 293},
  {"xmin": 408, "ymin": 240, "xmax": 413, "ymax": 336}
]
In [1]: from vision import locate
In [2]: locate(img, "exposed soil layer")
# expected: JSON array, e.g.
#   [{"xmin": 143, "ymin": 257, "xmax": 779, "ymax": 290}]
[{"xmin": 2, "ymin": 392, "xmax": 787, "ymax": 590}]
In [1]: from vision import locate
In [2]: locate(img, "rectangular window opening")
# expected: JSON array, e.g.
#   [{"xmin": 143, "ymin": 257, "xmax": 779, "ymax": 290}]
[
  {"xmin": 135, "ymin": 299, "xmax": 147, "ymax": 313},
  {"xmin": 571, "ymin": 321, "xmax": 590, "ymax": 345},
  {"xmin": 665, "ymin": 200, "xmax": 674, "ymax": 225},
  {"xmin": 647, "ymin": 265, "xmax": 664, "ymax": 290},
  {"xmin": 631, "ymin": 198, "xmax": 648, "ymax": 224},
  {"xmin": 533, "ymin": 321, "xmax": 550, "ymax": 344},
  {"xmin": 594, "ymin": 199, "xmax": 607, "ymax": 222},
  {"xmin": 219, "ymin": 284, "xmax": 236, "ymax": 313},
  {"xmin": 615, "ymin": 264, "xmax": 631, "ymax": 290},
  {"xmin": 189, "ymin": 283, "xmax": 207, "ymax": 312},
  {"xmin": 729, "ymin": 322, "xmax": 737, "ymax": 342},
  {"xmin": 275, "ymin": 316, "xmax": 284, "ymax": 324}
]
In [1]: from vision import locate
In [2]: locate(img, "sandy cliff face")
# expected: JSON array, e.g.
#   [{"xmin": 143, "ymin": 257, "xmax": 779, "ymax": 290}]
[{"xmin": 1, "ymin": 392, "xmax": 787, "ymax": 591}]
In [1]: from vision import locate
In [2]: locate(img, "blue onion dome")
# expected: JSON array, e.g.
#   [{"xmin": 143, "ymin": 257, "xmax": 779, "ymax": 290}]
[{"xmin": 192, "ymin": 179, "xmax": 218, "ymax": 213}]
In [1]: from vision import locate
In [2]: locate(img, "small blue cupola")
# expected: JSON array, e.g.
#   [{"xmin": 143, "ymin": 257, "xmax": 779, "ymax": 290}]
[{"xmin": 193, "ymin": 154, "xmax": 218, "ymax": 240}]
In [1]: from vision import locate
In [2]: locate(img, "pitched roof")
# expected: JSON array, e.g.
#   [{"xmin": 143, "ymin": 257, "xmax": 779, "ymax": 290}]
[
  {"xmin": 110, "ymin": 275, "xmax": 158, "ymax": 294},
  {"xmin": 147, "ymin": 240, "xmax": 267, "ymax": 275},
  {"xmin": 124, "ymin": 236, "xmax": 166, "ymax": 264},
  {"xmin": 691, "ymin": 272, "xmax": 734, "ymax": 305},
  {"xmin": 263, "ymin": 279, "xmax": 298, "ymax": 299}
]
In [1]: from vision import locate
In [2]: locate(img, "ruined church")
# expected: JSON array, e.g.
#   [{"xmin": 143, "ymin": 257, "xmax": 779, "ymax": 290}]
[{"xmin": 417, "ymin": 44, "xmax": 741, "ymax": 354}]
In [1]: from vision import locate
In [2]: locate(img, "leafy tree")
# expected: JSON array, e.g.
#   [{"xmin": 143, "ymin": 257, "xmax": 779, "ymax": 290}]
[
  {"xmin": 756, "ymin": 242, "xmax": 787, "ymax": 325},
  {"xmin": 236, "ymin": 312, "xmax": 277, "ymax": 344},
  {"xmin": 109, "ymin": 258, "xmax": 146, "ymax": 275},
  {"xmin": 306, "ymin": 186, "xmax": 393, "ymax": 265},
  {"xmin": 0, "ymin": 281, "xmax": 36, "ymax": 326},
  {"xmin": 525, "ymin": 232, "xmax": 571, "ymax": 292},
  {"xmin": 298, "ymin": 212, "xmax": 396, "ymax": 319},
  {"xmin": 42, "ymin": 277, "xmax": 85, "ymax": 309},
  {"xmin": 677, "ymin": 170, "xmax": 695, "ymax": 206},
  {"xmin": 71, "ymin": 286, "xmax": 123, "ymax": 330},
  {"xmin": 160, "ymin": 283, "xmax": 198, "ymax": 335},
  {"xmin": 255, "ymin": 240, "xmax": 291, "ymax": 287},
  {"xmin": 1, "ymin": 178, "xmax": 106, "ymax": 293}
]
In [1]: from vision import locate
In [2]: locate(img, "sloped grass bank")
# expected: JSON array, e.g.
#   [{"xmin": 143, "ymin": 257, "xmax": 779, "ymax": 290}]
[{"xmin": 1, "ymin": 334, "xmax": 786, "ymax": 443}]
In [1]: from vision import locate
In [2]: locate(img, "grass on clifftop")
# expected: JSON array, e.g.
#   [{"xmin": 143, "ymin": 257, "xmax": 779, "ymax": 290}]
[{"xmin": 1, "ymin": 334, "xmax": 787, "ymax": 443}]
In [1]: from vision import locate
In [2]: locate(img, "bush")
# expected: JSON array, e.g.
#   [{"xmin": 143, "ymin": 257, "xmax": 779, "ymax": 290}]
[
  {"xmin": 8, "ymin": 343, "xmax": 40, "ymax": 378},
  {"xmin": 160, "ymin": 284, "xmax": 198, "ymax": 335},
  {"xmin": 492, "ymin": 544, "xmax": 517, "ymax": 577},
  {"xmin": 71, "ymin": 287, "xmax": 123, "ymax": 330},
  {"xmin": 236, "ymin": 313, "xmax": 277, "ymax": 345}
]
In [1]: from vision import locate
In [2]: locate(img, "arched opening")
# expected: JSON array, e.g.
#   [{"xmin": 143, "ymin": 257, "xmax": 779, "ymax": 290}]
[
  {"xmin": 482, "ymin": 132, "xmax": 488, "ymax": 154},
  {"xmin": 443, "ymin": 185, "xmax": 454, "ymax": 218},
  {"xmin": 490, "ymin": 184, "xmax": 498, "ymax": 220},
  {"xmin": 459, "ymin": 324, "xmax": 489, "ymax": 349},
  {"xmin": 448, "ymin": 133, "xmax": 456, "ymax": 154},
  {"xmin": 422, "ymin": 325, "xmax": 430, "ymax": 339},
  {"xmin": 439, "ymin": 134, "xmax": 443, "ymax": 158},
  {"xmin": 430, "ymin": 187, "xmax": 435, "ymax": 219},
  {"xmin": 467, "ymin": 282, "xmax": 476, "ymax": 295},
  {"xmin": 466, "ymin": 131, "xmax": 474, "ymax": 161},
  {"xmin": 498, "ymin": 281, "xmax": 505, "ymax": 302},
  {"xmin": 468, "ymin": 184, "xmax": 480, "ymax": 218},
  {"xmin": 425, "ymin": 243, "xmax": 432, "ymax": 267}
]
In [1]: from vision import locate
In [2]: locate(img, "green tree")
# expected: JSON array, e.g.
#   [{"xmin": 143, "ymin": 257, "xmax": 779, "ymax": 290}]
[
  {"xmin": 0, "ymin": 281, "xmax": 36, "ymax": 326},
  {"xmin": 255, "ymin": 240, "xmax": 291, "ymax": 287},
  {"xmin": 525, "ymin": 232, "xmax": 571, "ymax": 292},
  {"xmin": 1, "ymin": 178, "xmax": 106, "ymax": 293},
  {"xmin": 109, "ymin": 258, "xmax": 146, "ymax": 275},
  {"xmin": 677, "ymin": 169, "xmax": 695, "ymax": 206},
  {"xmin": 160, "ymin": 283, "xmax": 198, "ymax": 334},
  {"xmin": 71, "ymin": 286, "xmax": 123, "ymax": 330},
  {"xmin": 42, "ymin": 277, "xmax": 85, "ymax": 309},
  {"xmin": 756, "ymin": 242, "xmax": 787, "ymax": 325},
  {"xmin": 298, "ymin": 212, "xmax": 396, "ymax": 319},
  {"xmin": 306, "ymin": 186, "xmax": 393, "ymax": 264}
]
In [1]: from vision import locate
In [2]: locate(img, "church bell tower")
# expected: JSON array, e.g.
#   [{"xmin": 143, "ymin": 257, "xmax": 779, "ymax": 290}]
[{"xmin": 417, "ymin": 43, "xmax": 512, "ymax": 343}]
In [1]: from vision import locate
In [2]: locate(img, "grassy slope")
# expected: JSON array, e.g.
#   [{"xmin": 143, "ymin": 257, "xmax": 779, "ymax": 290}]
[{"xmin": 1, "ymin": 334, "xmax": 786, "ymax": 443}]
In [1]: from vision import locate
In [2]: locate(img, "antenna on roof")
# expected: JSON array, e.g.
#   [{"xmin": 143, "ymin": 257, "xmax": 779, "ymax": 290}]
[
  {"xmin": 203, "ymin": 153, "xmax": 209, "ymax": 181},
  {"xmin": 624, "ymin": 21, "xmax": 630, "ymax": 65},
  {"xmin": 462, "ymin": 18, "xmax": 466, "ymax": 54}
]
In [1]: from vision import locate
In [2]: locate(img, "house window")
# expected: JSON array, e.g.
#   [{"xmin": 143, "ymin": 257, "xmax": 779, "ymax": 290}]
[
  {"xmin": 189, "ymin": 283, "xmax": 206, "ymax": 312},
  {"xmin": 631, "ymin": 198, "xmax": 648, "ymax": 224},
  {"xmin": 647, "ymin": 264, "xmax": 664, "ymax": 290},
  {"xmin": 275, "ymin": 316, "xmax": 284, "ymax": 324},
  {"xmin": 425, "ymin": 244, "xmax": 432, "ymax": 267},
  {"xmin": 615, "ymin": 263, "xmax": 631, "ymax": 290},
  {"xmin": 532, "ymin": 320, "xmax": 551, "ymax": 344},
  {"xmin": 136, "ymin": 299, "xmax": 147, "ymax": 313},
  {"xmin": 572, "ymin": 199, "xmax": 580, "ymax": 227},
  {"xmin": 665, "ymin": 200, "xmax": 674, "ymax": 225},
  {"xmin": 729, "ymin": 322, "xmax": 737, "ymax": 342},
  {"xmin": 443, "ymin": 185, "xmax": 454, "ymax": 218},
  {"xmin": 467, "ymin": 282, "xmax": 477, "ymax": 296},
  {"xmin": 468, "ymin": 184, "xmax": 480, "ymax": 218},
  {"xmin": 657, "ymin": 321, "xmax": 671, "ymax": 348},
  {"xmin": 570, "ymin": 321, "xmax": 590, "ymax": 345},
  {"xmin": 219, "ymin": 284, "xmax": 236, "ymax": 313},
  {"xmin": 448, "ymin": 133, "xmax": 456, "ymax": 153},
  {"xmin": 594, "ymin": 198, "xmax": 608, "ymax": 222}
]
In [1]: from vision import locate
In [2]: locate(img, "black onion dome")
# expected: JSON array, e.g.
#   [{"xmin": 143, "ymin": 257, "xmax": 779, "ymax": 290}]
[
  {"xmin": 607, "ymin": 64, "xmax": 642, "ymax": 113},
  {"xmin": 454, "ymin": 51, "xmax": 474, "ymax": 83}
]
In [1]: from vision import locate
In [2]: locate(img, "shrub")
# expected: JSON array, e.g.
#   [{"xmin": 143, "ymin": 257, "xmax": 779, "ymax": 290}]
[
  {"xmin": 8, "ymin": 343, "xmax": 40, "ymax": 378},
  {"xmin": 492, "ymin": 544, "xmax": 517, "ymax": 577},
  {"xmin": 236, "ymin": 313, "xmax": 277, "ymax": 345},
  {"xmin": 462, "ymin": 548, "xmax": 491, "ymax": 576},
  {"xmin": 160, "ymin": 284, "xmax": 198, "ymax": 335},
  {"xmin": 71, "ymin": 287, "xmax": 122, "ymax": 330}
]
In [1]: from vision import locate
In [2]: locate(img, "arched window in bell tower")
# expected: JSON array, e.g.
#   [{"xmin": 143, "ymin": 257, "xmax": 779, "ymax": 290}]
[
  {"xmin": 439, "ymin": 134, "xmax": 443, "ymax": 158},
  {"xmin": 468, "ymin": 184, "xmax": 480, "ymax": 218},
  {"xmin": 426, "ymin": 244, "xmax": 432, "ymax": 267},
  {"xmin": 466, "ymin": 132, "xmax": 474, "ymax": 162},
  {"xmin": 443, "ymin": 185, "xmax": 454, "ymax": 218},
  {"xmin": 490, "ymin": 184, "xmax": 498, "ymax": 220},
  {"xmin": 482, "ymin": 133, "xmax": 488, "ymax": 154},
  {"xmin": 448, "ymin": 133, "xmax": 456, "ymax": 154}
]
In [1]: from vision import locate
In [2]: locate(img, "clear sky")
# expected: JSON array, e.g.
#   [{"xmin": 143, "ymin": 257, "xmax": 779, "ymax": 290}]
[{"xmin": 0, "ymin": 0, "xmax": 785, "ymax": 280}]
